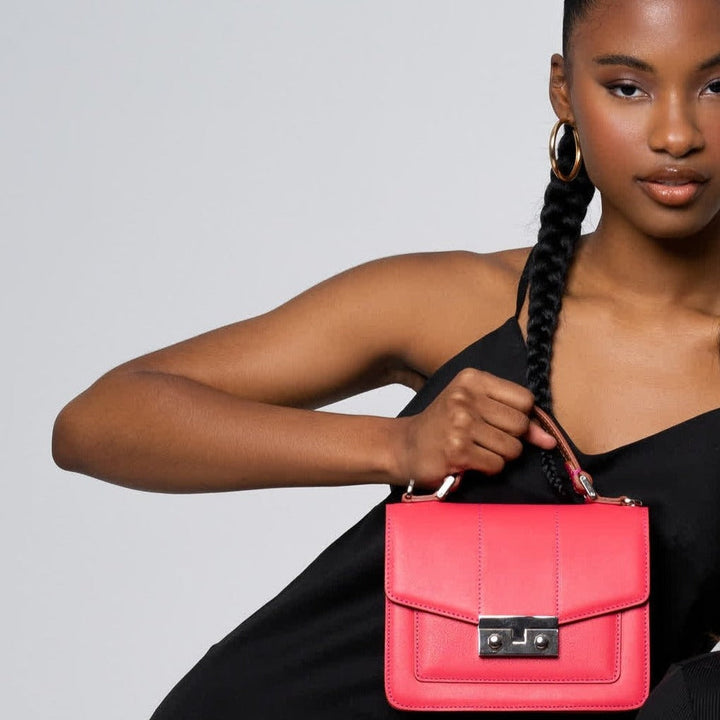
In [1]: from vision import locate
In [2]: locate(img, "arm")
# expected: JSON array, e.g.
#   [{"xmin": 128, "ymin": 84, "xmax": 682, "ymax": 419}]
[
  {"xmin": 52, "ymin": 372, "xmax": 410, "ymax": 493},
  {"xmin": 52, "ymin": 251, "xmax": 555, "ymax": 493}
]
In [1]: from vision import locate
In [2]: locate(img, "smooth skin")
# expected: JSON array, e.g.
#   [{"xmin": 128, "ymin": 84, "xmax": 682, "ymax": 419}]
[{"xmin": 53, "ymin": 0, "xmax": 720, "ymax": 495}]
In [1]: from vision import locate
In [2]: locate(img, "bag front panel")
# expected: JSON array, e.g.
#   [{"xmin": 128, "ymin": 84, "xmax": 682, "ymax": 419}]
[{"xmin": 414, "ymin": 610, "xmax": 621, "ymax": 683}]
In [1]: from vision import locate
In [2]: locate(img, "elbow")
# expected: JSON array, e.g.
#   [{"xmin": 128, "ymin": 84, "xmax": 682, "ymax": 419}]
[
  {"xmin": 52, "ymin": 401, "xmax": 89, "ymax": 473},
  {"xmin": 52, "ymin": 370, "xmax": 127, "ymax": 475}
]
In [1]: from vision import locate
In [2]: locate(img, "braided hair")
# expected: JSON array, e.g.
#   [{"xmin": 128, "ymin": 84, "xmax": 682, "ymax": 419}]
[{"xmin": 525, "ymin": 0, "xmax": 597, "ymax": 496}]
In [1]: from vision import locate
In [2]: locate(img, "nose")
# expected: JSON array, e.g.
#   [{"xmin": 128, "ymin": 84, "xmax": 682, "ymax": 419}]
[{"xmin": 647, "ymin": 93, "xmax": 705, "ymax": 158}]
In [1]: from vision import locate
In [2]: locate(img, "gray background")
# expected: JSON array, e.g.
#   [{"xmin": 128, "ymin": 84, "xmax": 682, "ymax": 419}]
[{"xmin": 3, "ymin": 2, "xmax": 599, "ymax": 718}]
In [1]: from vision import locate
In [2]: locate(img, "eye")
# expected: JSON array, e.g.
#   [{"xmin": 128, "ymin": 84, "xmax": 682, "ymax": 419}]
[
  {"xmin": 703, "ymin": 79, "xmax": 720, "ymax": 95},
  {"xmin": 607, "ymin": 82, "xmax": 645, "ymax": 99}
]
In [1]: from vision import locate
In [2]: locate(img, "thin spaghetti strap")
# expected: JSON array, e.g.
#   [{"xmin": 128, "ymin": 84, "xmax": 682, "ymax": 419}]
[{"xmin": 515, "ymin": 245, "xmax": 536, "ymax": 318}]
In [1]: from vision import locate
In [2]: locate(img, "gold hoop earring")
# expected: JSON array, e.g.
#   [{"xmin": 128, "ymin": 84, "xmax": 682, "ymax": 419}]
[{"xmin": 549, "ymin": 120, "xmax": 582, "ymax": 182}]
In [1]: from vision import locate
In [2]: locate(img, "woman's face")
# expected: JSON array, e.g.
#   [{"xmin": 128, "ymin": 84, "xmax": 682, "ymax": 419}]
[{"xmin": 556, "ymin": 0, "xmax": 720, "ymax": 241}]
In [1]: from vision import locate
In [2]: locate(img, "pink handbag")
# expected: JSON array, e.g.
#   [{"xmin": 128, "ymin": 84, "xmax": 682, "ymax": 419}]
[{"xmin": 385, "ymin": 407, "xmax": 650, "ymax": 712}]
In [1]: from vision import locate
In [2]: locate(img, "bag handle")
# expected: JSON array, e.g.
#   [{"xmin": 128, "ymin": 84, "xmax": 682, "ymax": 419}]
[{"xmin": 403, "ymin": 405, "xmax": 642, "ymax": 506}]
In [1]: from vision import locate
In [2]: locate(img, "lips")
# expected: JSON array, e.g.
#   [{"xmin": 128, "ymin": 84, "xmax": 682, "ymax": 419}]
[
  {"xmin": 636, "ymin": 167, "xmax": 709, "ymax": 207},
  {"xmin": 640, "ymin": 167, "xmax": 708, "ymax": 184}
]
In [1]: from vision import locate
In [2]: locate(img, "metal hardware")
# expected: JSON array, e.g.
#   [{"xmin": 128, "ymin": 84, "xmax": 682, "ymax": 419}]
[
  {"xmin": 487, "ymin": 633, "xmax": 503, "ymax": 651},
  {"xmin": 478, "ymin": 616, "xmax": 559, "ymax": 657},
  {"xmin": 594, "ymin": 494, "xmax": 644, "ymax": 507},
  {"xmin": 578, "ymin": 473, "xmax": 597, "ymax": 501},
  {"xmin": 404, "ymin": 478, "xmax": 415, "ymax": 498},
  {"xmin": 435, "ymin": 475, "xmax": 457, "ymax": 499},
  {"xmin": 573, "ymin": 470, "xmax": 643, "ymax": 506},
  {"xmin": 403, "ymin": 475, "xmax": 458, "ymax": 503}
]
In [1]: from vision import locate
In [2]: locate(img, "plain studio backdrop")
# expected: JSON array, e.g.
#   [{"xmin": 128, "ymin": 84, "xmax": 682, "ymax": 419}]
[{"xmin": 2, "ymin": 2, "xmax": 600, "ymax": 718}]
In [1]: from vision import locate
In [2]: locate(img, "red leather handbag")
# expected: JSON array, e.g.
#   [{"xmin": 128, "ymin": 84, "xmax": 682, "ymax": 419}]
[{"xmin": 385, "ymin": 407, "xmax": 650, "ymax": 712}]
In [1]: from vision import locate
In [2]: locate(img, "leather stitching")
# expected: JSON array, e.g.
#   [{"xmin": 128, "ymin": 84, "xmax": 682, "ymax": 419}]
[
  {"xmin": 555, "ymin": 508, "xmax": 560, "ymax": 617},
  {"xmin": 477, "ymin": 504, "xmax": 483, "ymax": 617}
]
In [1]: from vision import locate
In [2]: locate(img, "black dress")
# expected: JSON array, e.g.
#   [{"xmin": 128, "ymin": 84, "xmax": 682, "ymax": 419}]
[
  {"xmin": 150, "ymin": 265, "xmax": 720, "ymax": 719},
  {"xmin": 636, "ymin": 652, "xmax": 720, "ymax": 719}
]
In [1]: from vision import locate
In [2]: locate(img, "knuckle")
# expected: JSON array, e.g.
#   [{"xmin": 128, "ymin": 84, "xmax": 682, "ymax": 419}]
[
  {"xmin": 446, "ymin": 432, "xmax": 468, "ymax": 457},
  {"xmin": 450, "ymin": 407, "xmax": 472, "ymax": 430},
  {"xmin": 445, "ymin": 436, "xmax": 474, "ymax": 469},
  {"xmin": 455, "ymin": 367, "xmax": 485, "ymax": 390},
  {"xmin": 455, "ymin": 367, "xmax": 478, "ymax": 384},
  {"xmin": 447, "ymin": 387, "xmax": 469, "ymax": 406}
]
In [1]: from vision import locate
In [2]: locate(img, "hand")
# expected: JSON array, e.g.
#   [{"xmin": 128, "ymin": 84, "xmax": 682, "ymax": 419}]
[{"xmin": 394, "ymin": 368, "xmax": 557, "ymax": 490}]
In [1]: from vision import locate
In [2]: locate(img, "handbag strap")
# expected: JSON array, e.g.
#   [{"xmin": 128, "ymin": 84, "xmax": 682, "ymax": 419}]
[{"xmin": 403, "ymin": 405, "xmax": 642, "ymax": 506}]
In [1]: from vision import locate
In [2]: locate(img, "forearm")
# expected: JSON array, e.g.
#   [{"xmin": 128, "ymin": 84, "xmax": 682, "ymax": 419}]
[{"xmin": 52, "ymin": 370, "xmax": 406, "ymax": 493}]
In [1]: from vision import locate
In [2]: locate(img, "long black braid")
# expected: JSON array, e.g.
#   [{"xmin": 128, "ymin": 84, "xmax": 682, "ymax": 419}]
[{"xmin": 525, "ymin": 0, "xmax": 597, "ymax": 496}]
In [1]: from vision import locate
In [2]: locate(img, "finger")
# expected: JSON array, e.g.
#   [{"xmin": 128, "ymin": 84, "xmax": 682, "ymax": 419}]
[
  {"xmin": 463, "ymin": 444, "xmax": 507, "ymax": 476},
  {"xmin": 473, "ymin": 396, "xmax": 532, "ymax": 437},
  {"xmin": 524, "ymin": 420, "xmax": 557, "ymax": 450},
  {"xmin": 470, "ymin": 422, "xmax": 525, "ymax": 462},
  {"xmin": 479, "ymin": 375, "xmax": 536, "ymax": 414},
  {"xmin": 452, "ymin": 369, "xmax": 535, "ymax": 414}
]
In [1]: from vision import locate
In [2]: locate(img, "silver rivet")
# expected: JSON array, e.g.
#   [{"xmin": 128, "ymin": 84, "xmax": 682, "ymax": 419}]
[
  {"xmin": 488, "ymin": 633, "xmax": 503, "ymax": 651},
  {"xmin": 534, "ymin": 634, "xmax": 549, "ymax": 651}
]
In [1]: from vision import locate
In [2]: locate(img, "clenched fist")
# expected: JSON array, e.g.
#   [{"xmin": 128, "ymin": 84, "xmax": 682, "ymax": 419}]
[{"xmin": 393, "ymin": 368, "xmax": 557, "ymax": 490}]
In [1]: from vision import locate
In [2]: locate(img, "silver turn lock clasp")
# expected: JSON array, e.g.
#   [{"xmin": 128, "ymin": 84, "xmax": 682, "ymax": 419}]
[{"xmin": 478, "ymin": 616, "xmax": 559, "ymax": 657}]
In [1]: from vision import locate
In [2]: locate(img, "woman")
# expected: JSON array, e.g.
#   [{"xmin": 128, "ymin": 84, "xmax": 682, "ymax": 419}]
[{"xmin": 53, "ymin": 0, "xmax": 720, "ymax": 716}]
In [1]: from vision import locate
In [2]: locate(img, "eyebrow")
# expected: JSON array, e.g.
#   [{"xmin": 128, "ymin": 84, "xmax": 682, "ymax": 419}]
[{"xmin": 592, "ymin": 52, "xmax": 720, "ymax": 73}]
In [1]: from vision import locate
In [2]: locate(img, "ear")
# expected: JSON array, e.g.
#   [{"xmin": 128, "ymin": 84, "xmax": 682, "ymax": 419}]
[{"xmin": 549, "ymin": 53, "xmax": 575, "ymax": 124}]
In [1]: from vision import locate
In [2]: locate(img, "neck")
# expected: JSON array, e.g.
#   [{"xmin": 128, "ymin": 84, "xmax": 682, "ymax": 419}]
[{"xmin": 576, "ymin": 211, "xmax": 720, "ymax": 315}]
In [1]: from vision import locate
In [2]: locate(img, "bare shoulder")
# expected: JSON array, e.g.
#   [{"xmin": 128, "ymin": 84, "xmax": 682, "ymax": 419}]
[
  {"xmin": 349, "ymin": 246, "xmax": 530, "ymax": 311},
  {"xmin": 374, "ymin": 247, "xmax": 532, "ymax": 375}
]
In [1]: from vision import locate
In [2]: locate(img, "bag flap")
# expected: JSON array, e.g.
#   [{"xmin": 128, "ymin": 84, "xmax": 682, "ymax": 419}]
[{"xmin": 385, "ymin": 502, "xmax": 649, "ymax": 626}]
